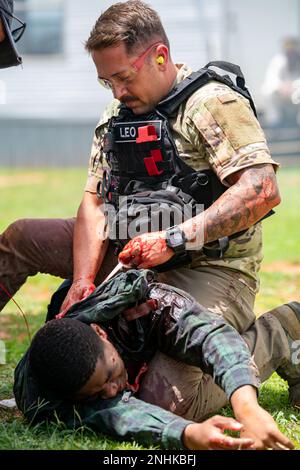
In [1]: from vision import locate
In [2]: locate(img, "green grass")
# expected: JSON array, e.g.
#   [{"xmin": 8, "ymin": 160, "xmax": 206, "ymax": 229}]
[
  {"xmin": 262, "ymin": 168, "xmax": 300, "ymax": 264},
  {"xmin": 0, "ymin": 167, "xmax": 300, "ymax": 449}
]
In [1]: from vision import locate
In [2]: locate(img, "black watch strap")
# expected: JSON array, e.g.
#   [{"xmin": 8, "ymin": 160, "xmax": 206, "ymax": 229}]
[{"xmin": 165, "ymin": 226, "xmax": 186, "ymax": 254}]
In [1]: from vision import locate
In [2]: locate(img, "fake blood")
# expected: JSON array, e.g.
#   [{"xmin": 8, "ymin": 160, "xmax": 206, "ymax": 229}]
[
  {"xmin": 126, "ymin": 362, "xmax": 149, "ymax": 393},
  {"xmin": 119, "ymin": 237, "xmax": 166, "ymax": 266}
]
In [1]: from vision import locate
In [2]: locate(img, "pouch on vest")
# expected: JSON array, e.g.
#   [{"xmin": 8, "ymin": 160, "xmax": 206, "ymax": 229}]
[{"xmin": 107, "ymin": 184, "xmax": 201, "ymax": 272}]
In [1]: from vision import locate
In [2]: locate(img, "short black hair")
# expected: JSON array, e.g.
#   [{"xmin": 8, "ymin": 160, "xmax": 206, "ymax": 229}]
[
  {"xmin": 85, "ymin": 0, "xmax": 170, "ymax": 54},
  {"xmin": 29, "ymin": 319, "xmax": 104, "ymax": 397}
]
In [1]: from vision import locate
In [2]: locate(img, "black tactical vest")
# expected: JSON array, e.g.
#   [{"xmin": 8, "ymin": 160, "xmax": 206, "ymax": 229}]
[{"xmin": 100, "ymin": 61, "xmax": 272, "ymax": 261}]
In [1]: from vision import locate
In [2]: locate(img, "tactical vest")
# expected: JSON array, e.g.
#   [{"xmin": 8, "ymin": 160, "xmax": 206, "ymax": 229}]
[{"xmin": 100, "ymin": 61, "xmax": 272, "ymax": 261}]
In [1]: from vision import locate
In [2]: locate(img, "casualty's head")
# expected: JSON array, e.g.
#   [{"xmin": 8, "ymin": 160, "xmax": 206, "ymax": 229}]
[
  {"xmin": 0, "ymin": 0, "xmax": 25, "ymax": 68},
  {"xmin": 85, "ymin": 0, "xmax": 178, "ymax": 114},
  {"xmin": 29, "ymin": 319, "xmax": 128, "ymax": 401}
]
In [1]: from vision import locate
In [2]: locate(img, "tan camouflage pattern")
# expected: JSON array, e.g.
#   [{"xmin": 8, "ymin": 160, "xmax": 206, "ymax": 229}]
[
  {"xmin": 85, "ymin": 64, "xmax": 279, "ymax": 290},
  {"xmin": 84, "ymin": 99, "xmax": 120, "ymax": 193}
]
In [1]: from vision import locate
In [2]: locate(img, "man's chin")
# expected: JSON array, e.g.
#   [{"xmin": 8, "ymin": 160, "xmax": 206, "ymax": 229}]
[{"xmin": 126, "ymin": 102, "xmax": 152, "ymax": 115}]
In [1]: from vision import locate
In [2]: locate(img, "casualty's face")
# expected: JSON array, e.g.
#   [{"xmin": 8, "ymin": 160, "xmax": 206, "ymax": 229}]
[{"xmin": 75, "ymin": 328, "xmax": 128, "ymax": 401}]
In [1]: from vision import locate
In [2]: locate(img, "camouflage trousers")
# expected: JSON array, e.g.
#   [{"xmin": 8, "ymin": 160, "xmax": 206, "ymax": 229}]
[{"xmin": 0, "ymin": 218, "xmax": 291, "ymax": 421}]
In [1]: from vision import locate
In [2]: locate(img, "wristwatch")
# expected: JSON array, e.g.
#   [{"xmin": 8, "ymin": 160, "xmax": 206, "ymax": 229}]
[{"xmin": 165, "ymin": 226, "xmax": 187, "ymax": 254}]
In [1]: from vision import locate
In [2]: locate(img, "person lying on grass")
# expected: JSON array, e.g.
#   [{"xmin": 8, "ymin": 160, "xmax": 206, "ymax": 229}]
[{"xmin": 14, "ymin": 270, "xmax": 296, "ymax": 450}]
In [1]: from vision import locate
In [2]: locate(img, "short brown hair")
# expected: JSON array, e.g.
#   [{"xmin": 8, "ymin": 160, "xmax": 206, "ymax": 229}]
[{"xmin": 85, "ymin": 0, "xmax": 170, "ymax": 55}]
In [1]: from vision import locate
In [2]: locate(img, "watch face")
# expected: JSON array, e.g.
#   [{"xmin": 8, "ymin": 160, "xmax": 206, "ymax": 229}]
[
  {"xmin": 172, "ymin": 231, "xmax": 183, "ymax": 243},
  {"xmin": 166, "ymin": 227, "xmax": 186, "ymax": 252}
]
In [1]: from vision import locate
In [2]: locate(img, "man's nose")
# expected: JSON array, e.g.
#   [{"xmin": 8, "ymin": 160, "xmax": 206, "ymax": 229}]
[{"xmin": 112, "ymin": 82, "xmax": 128, "ymax": 101}]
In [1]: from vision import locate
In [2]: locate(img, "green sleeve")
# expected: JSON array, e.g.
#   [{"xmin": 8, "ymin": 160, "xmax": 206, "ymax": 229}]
[
  {"xmin": 67, "ymin": 392, "xmax": 191, "ymax": 449},
  {"xmin": 157, "ymin": 293, "xmax": 260, "ymax": 399},
  {"xmin": 14, "ymin": 353, "xmax": 191, "ymax": 450}
]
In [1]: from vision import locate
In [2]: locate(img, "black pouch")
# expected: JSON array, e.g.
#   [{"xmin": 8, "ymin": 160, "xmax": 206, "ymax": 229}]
[{"xmin": 110, "ymin": 185, "xmax": 200, "ymax": 272}]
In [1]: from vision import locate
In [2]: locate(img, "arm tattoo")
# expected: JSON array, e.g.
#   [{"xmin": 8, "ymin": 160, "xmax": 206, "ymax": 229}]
[{"xmin": 182, "ymin": 164, "xmax": 281, "ymax": 246}]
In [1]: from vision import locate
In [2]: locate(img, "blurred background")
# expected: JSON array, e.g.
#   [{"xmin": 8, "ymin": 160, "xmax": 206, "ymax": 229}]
[
  {"xmin": 0, "ymin": 0, "xmax": 300, "ymax": 166},
  {"xmin": 1, "ymin": 2, "xmax": 300, "ymax": 449}
]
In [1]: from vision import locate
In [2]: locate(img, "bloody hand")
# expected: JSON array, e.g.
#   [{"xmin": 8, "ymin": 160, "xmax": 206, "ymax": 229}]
[
  {"xmin": 56, "ymin": 278, "xmax": 96, "ymax": 319},
  {"xmin": 118, "ymin": 231, "xmax": 174, "ymax": 268}
]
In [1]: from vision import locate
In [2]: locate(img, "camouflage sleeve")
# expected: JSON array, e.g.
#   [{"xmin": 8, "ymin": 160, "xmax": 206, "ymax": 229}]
[
  {"xmin": 84, "ymin": 99, "xmax": 121, "ymax": 193},
  {"xmin": 66, "ymin": 269, "xmax": 151, "ymax": 323},
  {"xmin": 70, "ymin": 393, "xmax": 192, "ymax": 449},
  {"xmin": 84, "ymin": 125, "xmax": 109, "ymax": 194},
  {"xmin": 161, "ymin": 303, "xmax": 260, "ymax": 399},
  {"xmin": 185, "ymin": 83, "xmax": 279, "ymax": 185},
  {"xmin": 14, "ymin": 352, "xmax": 190, "ymax": 450}
]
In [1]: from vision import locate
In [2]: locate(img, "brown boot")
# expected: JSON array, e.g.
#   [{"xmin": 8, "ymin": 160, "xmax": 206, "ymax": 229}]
[{"xmin": 271, "ymin": 301, "xmax": 300, "ymax": 408}]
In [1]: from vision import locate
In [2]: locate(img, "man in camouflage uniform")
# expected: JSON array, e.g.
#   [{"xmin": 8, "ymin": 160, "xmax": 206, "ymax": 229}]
[{"xmin": 0, "ymin": 1, "xmax": 296, "ymax": 418}]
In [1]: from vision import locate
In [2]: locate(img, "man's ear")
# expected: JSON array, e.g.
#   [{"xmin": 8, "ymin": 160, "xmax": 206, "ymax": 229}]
[
  {"xmin": 156, "ymin": 44, "xmax": 168, "ymax": 67},
  {"xmin": 90, "ymin": 323, "xmax": 108, "ymax": 340}
]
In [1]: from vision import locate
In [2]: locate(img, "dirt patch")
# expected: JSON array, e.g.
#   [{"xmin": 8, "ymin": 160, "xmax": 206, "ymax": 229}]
[
  {"xmin": 262, "ymin": 261, "xmax": 300, "ymax": 274},
  {"xmin": 0, "ymin": 315, "xmax": 15, "ymax": 325},
  {"xmin": 0, "ymin": 173, "xmax": 45, "ymax": 188},
  {"xmin": 0, "ymin": 408, "xmax": 22, "ymax": 422}
]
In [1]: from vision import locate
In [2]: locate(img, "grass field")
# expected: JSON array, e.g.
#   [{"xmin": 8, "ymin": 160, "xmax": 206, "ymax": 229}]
[{"xmin": 0, "ymin": 167, "xmax": 300, "ymax": 450}]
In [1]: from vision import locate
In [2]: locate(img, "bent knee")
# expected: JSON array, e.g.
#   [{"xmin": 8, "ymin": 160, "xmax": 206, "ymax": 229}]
[{"xmin": 4, "ymin": 219, "xmax": 35, "ymax": 246}]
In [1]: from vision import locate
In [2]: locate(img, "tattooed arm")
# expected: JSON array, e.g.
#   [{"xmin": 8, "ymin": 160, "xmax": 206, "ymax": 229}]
[
  {"xmin": 119, "ymin": 163, "xmax": 281, "ymax": 268},
  {"xmin": 181, "ymin": 163, "xmax": 281, "ymax": 249}
]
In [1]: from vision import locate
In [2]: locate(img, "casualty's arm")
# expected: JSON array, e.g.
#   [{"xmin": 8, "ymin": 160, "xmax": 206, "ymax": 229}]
[
  {"xmin": 162, "ymin": 305, "xmax": 293, "ymax": 449},
  {"xmin": 161, "ymin": 305, "xmax": 260, "ymax": 398},
  {"xmin": 65, "ymin": 393, "xmax": 253, "ymax": 450}
]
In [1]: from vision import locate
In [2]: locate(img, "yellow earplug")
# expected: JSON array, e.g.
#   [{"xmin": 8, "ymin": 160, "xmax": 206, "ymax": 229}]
[{"xmin": 156, "ymin": 55, "xmax": 165, "ymax": 65}]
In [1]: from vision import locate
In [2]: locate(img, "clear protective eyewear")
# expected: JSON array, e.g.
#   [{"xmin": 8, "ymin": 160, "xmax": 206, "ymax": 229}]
[{"xmin": 97, "ymin": 41, "xmax": 162, "ymax": 90}]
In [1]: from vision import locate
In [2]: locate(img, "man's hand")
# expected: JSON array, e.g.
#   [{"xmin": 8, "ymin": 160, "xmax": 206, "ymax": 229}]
[
  {"xmin": 118, "ymin": 231, "xmax": 174, "ymax": 268},
  {"xmin": 237, "ymin": 403, "xmax": 294, "ymax": 450},
  {"xmin": 56, "ymin": 278, "xmax": 95, "ymax": 319},
  {"xmin": 231, "ymin": 386, "xmax": 294, "ymax": 450},
  {"xmin": 183, "ymin": 416, "xmax": 254, "ymax": 450}
]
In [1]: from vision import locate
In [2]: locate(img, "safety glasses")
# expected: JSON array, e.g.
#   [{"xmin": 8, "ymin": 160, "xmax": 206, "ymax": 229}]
[{"xmin": 98, "ymin": 41, "xmax": 161, "ymax": 90}]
